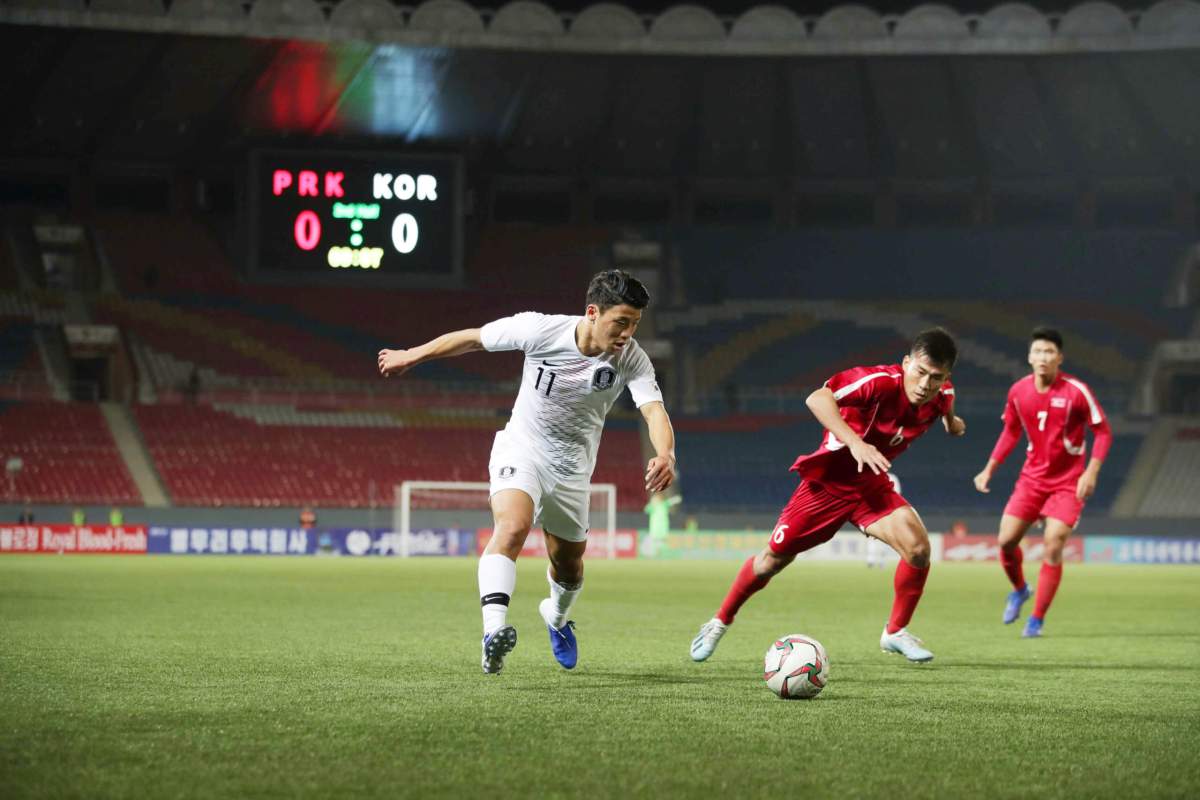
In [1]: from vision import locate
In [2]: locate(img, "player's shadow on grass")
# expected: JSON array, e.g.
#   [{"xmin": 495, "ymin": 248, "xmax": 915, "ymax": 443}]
[
  {"xmin": 505, "ymin": 664, "xmax": 758, "ymax": 690},
  {"xmin": 503, "ymin": 674, "xmax": 710, "ymax": 691}
]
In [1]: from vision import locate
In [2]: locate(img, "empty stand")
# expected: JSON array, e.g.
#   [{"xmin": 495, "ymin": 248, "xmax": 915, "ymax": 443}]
[
  {"xmin": 91, "ymin": 215, "xmax": 590, "ymax": 387},
  {"xmin": 133, "ymin": 403, "xmax": 646, "ymax": 510},
  {"xmin": 1137, "ymin": 428, "xmax": 1200, "ymax": 517},
  {"xmin": 674, "ymin": 409, "xmax": 1136, "ymax": 516},
  {"xmin": 0, "ymin": 401, "xmax": 141, "ymax": 505}
]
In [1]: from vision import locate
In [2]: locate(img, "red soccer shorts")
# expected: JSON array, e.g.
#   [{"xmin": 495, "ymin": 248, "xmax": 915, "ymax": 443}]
[
  {"xmin": 768, "ymin": 480, "xmax": 910, "ymax": 556},
  {"xmin": 1003, "ymin": 475, "xmax": 1084, "ymax": 528}
]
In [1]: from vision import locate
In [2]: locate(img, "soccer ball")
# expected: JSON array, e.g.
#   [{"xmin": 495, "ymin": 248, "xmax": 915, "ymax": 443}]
[{"xmin": 764, "ymin": 634, "xmax": 829, "ymax": 699}]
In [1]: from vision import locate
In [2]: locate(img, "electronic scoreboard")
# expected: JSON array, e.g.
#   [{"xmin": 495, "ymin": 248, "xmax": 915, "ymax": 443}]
[{"xmin": 249, "ymin": 151, "xmax": 461, "ymax": 281}]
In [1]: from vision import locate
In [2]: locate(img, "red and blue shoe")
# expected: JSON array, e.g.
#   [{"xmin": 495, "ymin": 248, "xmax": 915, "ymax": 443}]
[
  {"xmin": 1022, "ymin": 616, "xmax": 1044, "ymax": 638},
  {"xmin": 539, "ymin": 598, "xmax": 578, "ymax": 669},
  {"xmin": 1002, "ymin": 584, "xmax": 1033, "ymax": 625}
]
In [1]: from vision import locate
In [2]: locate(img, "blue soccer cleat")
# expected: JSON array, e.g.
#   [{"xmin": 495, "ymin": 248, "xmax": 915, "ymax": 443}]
[
  {"xmin": 1022, "ymin": 616, "xmax": 1044, "ymax": 638},
  {"xmin": 1002, "ymin": 584, "xmax": 1033, "ymax": 625},
  {"xmin": 880, "ymin": 626, "xmax": 934, "ymax": 663},
  {"xmin": 539, "ymin": 598, "xmax": 578, "ymax": 669},
  {"xmin": 481, "ymin": 625, "xmax": 517, "ymax": 674}
]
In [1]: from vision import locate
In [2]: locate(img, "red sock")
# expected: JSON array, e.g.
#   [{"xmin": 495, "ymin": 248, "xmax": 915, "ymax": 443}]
[
  {"xmin": 886, "ymin": 560, "xmax": 930, "ymax": 634},
  {"xmin": 716, "ymin": 557, "xmax": 772, "ymax": 624},
  {"xmin": 1000, "ymin": 545, "xmax": 1026, "ymax": 590},
  {"xmin": 1032, "ymin": 562, "xmax": 1063, "ymax": 620}
]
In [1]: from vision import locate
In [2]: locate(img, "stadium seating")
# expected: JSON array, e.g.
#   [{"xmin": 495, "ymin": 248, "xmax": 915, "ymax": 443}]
[
  {"xmin": 466, "ymin": 223, "xmax": 608, "ymax": 294},
  {"xmin": 91, "ymin": 215, "xmax": 592, "ymax": 387},
  {"xmin": 673, "ymin": 407, "xmax": 1139, "ymax": 515},
  {"xmin": 0, "ymin": 320, "xmax": 39, "ymax": 377},
  {"xmin": 73, "ymin": 215, "xmax": 1176, "ymax": 516},
  {"xmin": 0, "ymin": 289, "xmax": 65, "ymax": 400},
  {"xmin": 95, "ymin": 215, "xmax": 1177, "ymax": 404},
  {"xmin": 1137, "ymin": 427, "xmax": 1200, "ymax": 517},
  {"xmin": 133, "ymin": 403, "xmax": 646, "ymax": 510},
  {"xmin": 667, "ymin": 227, "xmax": 1189, "ymax": 396},
  {"xmin": 0, "ymin": 401, "xmax": 141, "ymax": 505},
  {"xmin": 673, "ymin": 415, "xmax": 820, "ymax": 511},
  {"xmin": 94, "ymin": 212, "xmax": 240, "ymax": 297},
  {"xmin": 672, "ymin": 227, "xmax": 1190, "ymax": 306},
  {"xmin": 653, "ymin": 226, "xmax": 1178, "ymax": 515}
]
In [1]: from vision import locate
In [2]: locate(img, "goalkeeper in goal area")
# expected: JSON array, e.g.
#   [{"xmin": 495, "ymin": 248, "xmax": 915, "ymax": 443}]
[{"xmin": 378, "ymin": 270, "xmax": 677, "ymax": 675}]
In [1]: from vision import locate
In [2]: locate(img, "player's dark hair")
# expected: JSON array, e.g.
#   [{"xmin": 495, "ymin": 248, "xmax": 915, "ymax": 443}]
[
  {"xmin": 586, "ymin": 269, "xmax": 650, "ymax": 312},
  {"xmin": 910, "ymin": 327, "xmax": 957, "ymax": 369},
  {"xmin": 1031, "ymin": 326, "xmax": 1064, "ymax": 351}
]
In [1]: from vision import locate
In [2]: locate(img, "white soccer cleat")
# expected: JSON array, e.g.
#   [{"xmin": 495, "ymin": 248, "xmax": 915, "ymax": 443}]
[
  {"xmin": 690, "ymin": 618, "xmax": 728, "ymax": 662},
  {"xmin": 879, "ymin": 626, "xmax": 934, "ymax": 663}
]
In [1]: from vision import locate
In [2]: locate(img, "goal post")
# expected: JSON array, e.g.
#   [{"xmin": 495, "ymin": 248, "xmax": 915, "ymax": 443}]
[{"xmin": 394, "ymin": 480, "xmax": 619, "ymax": 558}]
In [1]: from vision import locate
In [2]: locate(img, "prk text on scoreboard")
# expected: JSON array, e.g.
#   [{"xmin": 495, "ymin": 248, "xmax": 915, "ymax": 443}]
[{"xmin": 250, "ymin": 152, "xmax": 461, "ymax": 278}]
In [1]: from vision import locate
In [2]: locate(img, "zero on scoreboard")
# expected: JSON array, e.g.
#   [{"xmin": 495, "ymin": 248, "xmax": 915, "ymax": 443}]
[{"xmin": 248, "ymin": 150, "xmax": 462, "ymax": 281}]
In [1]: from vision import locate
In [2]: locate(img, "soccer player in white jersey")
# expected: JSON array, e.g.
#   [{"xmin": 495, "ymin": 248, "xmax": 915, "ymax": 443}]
[{"xmin": 378, "ymin": 270, "xmax": 677, "ymax": 674}]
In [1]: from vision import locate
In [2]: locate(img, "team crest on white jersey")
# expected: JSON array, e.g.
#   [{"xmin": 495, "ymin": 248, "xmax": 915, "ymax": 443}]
[{"xmin": 592, "ymin": 367, "xmax": 617, "ymax": 391}]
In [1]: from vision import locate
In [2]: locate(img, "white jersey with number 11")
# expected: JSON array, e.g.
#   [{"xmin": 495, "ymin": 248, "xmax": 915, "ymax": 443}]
[{"xmin": 480, "ymin": 312, "xmax": 663, "ymax": 481}]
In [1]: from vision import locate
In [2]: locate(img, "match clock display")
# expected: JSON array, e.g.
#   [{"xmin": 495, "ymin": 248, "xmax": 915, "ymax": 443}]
[{"xmin": 249, "ymin": 151, "xmax": 461, "ymax": 278}]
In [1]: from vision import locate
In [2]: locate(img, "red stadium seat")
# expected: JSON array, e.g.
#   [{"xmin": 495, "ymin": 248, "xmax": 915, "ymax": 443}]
[
  {"xmin": 134, "ymin": 403, "xmax": 646, "ymax": 511},
  {"xmin": 0, "ymin": 401, "xmax": 141, "ymax": 505}
]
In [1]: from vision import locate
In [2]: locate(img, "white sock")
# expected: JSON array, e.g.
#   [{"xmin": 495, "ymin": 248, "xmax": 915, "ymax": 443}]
[
  {"xmin": 478, "ymin": 554, "xmax": 517, "ymax": 636},
  {"xmin": 544, "ymin": 566, "xmax": 582, "ymax": 628}
]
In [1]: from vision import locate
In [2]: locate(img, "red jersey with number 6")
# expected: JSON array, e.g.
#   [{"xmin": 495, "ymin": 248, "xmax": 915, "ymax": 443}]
[
  {"xmin": 790, "ymin": 364, "xmax": 955, "ymax": 497},
  {"xmin": 989, "ymin": 372, "xmax": 1112, "ymax": 489}
]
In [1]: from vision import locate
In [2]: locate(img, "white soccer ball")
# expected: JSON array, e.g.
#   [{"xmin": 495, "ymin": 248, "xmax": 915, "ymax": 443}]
[{"xmin": 763, "ymin": 634, "xmax": 829, "ymax": 699}]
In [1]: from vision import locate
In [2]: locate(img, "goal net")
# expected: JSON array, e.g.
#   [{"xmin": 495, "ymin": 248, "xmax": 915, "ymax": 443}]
[{"xmin": 393, "ymin": 480, "xmax": 620, "ymax": 558}]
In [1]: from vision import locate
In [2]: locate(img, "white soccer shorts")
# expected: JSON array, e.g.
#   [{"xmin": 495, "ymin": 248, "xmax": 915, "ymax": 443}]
[{"xmin": 488, "ymin": 430, "xmax": 590, "ymax": 542}]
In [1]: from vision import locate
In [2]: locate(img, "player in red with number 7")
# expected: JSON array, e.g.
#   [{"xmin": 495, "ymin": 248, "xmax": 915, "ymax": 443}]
[
  {"xmin": 690, "ymin": 328, "xmax": 966, "ymax": 664},
  {"xmin": 973, "ymin": 327, "xmax": 1111, "ymax": 638}
]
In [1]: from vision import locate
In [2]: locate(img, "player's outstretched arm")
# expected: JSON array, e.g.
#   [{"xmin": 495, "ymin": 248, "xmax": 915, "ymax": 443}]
[
  {"xmin": 640, "ymin": 401, "xmax": 677, "ymax": 493},
  {"xmin": 805, "ymin": 387, "xmax": 890, "ymax": 475},
  {"xmin": 377, "ymin": 328, "xmax": 484, "ymax": 378},
  {"xmin": 977, "ymin": 391, "xmax": 1023, "ymax": 491}
]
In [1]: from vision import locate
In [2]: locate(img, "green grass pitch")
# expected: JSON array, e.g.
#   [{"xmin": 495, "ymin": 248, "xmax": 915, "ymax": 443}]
[{"xmin": 2, "ymin": 556, "xmax": 1198, "ymax": 799}]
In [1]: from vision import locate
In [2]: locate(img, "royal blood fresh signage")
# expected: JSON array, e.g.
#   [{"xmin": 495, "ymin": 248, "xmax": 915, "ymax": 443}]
[{"xmin": 0, "ymin": 525, "xmax": 147, "ymax": 554}]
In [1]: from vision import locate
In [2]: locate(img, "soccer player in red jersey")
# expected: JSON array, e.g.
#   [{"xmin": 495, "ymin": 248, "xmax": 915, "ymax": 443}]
[
  {"xmin": 690, "ymin": 328, "xmax": 966, "ymax": 663},
  {"xmin": 973, "ymin": 327, "xmax": 1111, "ymax": 638}
]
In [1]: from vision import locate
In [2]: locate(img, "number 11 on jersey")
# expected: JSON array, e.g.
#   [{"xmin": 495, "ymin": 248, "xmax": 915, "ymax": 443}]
[{"xmin": 535, "ymin": 367, "xmax": 556, "ymax": 396}]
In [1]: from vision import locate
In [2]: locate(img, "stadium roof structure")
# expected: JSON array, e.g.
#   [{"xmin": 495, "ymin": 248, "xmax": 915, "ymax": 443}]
[
  {"xmin": 2, "ymin": 0, "xmax": 1200, "ymax": 57},
  {"xmin": 1, "ymin": 3, "xmax": 1199, "ymax": 188}
]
